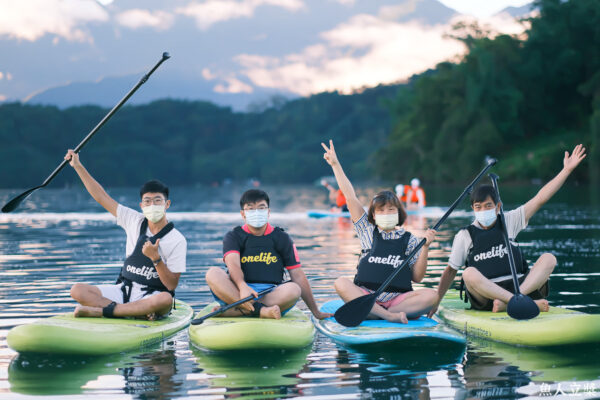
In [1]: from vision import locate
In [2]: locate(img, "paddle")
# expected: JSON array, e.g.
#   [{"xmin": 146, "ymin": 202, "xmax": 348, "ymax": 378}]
[
  {"xmin": 334, "ymin": 157, "xmax": 498, "ymax": 327},
  {"xmin": 488, "ymin": 173, "xmax": 540, "ymax": 320},
  {"xmin": 190, "ymin": 285, "xmax": 277, "ymax": 325},
  {"xmin": 1, "ymin": 52, "xmax": 171, "ymax": 213}
]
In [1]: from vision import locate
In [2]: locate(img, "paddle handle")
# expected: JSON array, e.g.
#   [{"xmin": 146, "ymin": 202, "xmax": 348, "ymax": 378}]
[
  {"xmin": 374, "ymin": 158, "xmax": 497, "ymax": 296},
  {"xmin": 40, "ymin": 52, "xmax": 171, "ymax": 188},
  {"xmin": 190, "ymin": 285, "xmax": 277, "ymax": 325},
  {"xmin": 488, "ymin": 173, "xmax": 522, "ymax": 294}
]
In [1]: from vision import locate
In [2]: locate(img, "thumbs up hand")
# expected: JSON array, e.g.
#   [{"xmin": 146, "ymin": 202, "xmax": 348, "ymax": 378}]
[{"xmin": 142, "ymin": 238, "xmax": 161, "ymax": 261}]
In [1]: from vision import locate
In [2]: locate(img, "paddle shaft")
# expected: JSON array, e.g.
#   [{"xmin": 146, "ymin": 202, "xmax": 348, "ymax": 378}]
[
  {"xmin": 190, "ymin": 285, "xmax": 277, "ymax": 325},
  {"xmin": 373, "ymin": 158, "xmax": 497, "ymax": 297},
  {"xmin": 488, "ymin": 174, "xmax": 522, "ymax": 294},
  {"xmin": 42, "ymin": 53, "xmax": 171, "ymax": 187}
]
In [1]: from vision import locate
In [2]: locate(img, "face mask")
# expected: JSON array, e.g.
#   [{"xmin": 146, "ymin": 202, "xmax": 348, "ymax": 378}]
[
  {"xmin": 142, "ymin": 204, "xmax": 166, "ymax": 223},
  {"xmin": 245, "ymin": 209, "xmax": 269, "ymax": 228},
  {"xmin": 474, "ymin": 208, "xmax": 497, "ymax": 227},
  {"xmin": 375, "ymin": 213, "xmax": 398, "ymax": 230}
]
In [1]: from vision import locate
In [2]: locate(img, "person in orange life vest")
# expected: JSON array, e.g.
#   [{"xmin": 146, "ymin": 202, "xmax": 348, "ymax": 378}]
[
  {"xmin": 65, "ymin": 150, "xmax": 186, "ymax": 320},
  {"xmin": 321, "ymin": 179, "xmax": 348, "ymax": 212},
  {"xmin": 322, "ymin": 140, "xmax": 438, "ymax": 324},
  {"xmin": 406, "ymin": 178, "xmax": 426, "ymax": 208},
  {"xmin": 395, "ymin": 184, "xmax": 409, "ymax": 203},
  {"xmin": 205, "ymin": 189, "xmax": 332, "ymax": 320},
  {"xmin": 428, "ymin": 144, "xmax": 586, "ymax": 317}
]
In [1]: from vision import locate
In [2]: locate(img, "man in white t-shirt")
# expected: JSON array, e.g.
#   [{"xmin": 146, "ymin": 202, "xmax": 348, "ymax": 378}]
[
  {"xmin": 64, "ymin": 150, "xmax": 187, "ymax": 319},
  {"xmin": 428, "ymin": 144, "xmax": 586, "ymax": 315}
]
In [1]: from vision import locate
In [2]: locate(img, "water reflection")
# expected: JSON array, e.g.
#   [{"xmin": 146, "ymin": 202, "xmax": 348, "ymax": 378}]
[{"xmin": 0, "ymin": 186, "xmax": 599, "ymax": 398}]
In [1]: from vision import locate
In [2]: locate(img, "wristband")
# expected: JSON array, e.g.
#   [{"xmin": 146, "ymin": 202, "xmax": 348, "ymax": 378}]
[{"xmin": 152, "ymin": 257, "xmax": 162, "ymax": 266}]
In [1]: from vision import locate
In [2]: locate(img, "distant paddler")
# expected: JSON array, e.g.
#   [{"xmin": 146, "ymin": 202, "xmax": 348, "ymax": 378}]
[
  {"xmin": 429, "ymin": 144, "xmax": 587, "ymax": 317},
  {"xmin": 321, "ymin": 179, "xmax": 348, "ymax": 212},
  {"xmin": 322, "ymin": 140, "xmax": 438, "ymax": 323},
  {"xmin": 395, "ymin": 184, "xmax": 409, "ymax": 203},
  {"xmin": 406, "ymin": 178, "xmax": 426, "ymax": 208},
  {"xmin": 65, "ymin": 150, "xmax": 187, "ymax": 320},
  {"xmin": 205, "ymin": 189, "xmax": 331, "ymax": 320}
]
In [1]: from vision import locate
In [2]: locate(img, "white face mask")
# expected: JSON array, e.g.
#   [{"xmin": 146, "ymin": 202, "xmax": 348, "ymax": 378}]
[
  {"xmin": 245, "ymin": 209, "xmax": 269, "ymax": 228},
  {"xmin": 142, "ymin": 204, "xmax": 166, "ymax": 223},
  {"xmin": 474, "ymin": 208, "xmax": 497, "ymax": 227},
  {"xmin": 375, "ymin": 213, "xmax": 398, "ymax": 230}
]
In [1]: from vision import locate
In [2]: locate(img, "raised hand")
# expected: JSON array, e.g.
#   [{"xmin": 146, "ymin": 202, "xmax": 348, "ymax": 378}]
[
  {"xmin": 563, "ymin": 144, "xmax": 586, "ymax": 172},
  {"xmin": 64, "ymin": 149, "xmax": 82, "ymax": 168},
  {"xmin": 321, "ymin": 140, "xmax": 340, "ymax": 167}
]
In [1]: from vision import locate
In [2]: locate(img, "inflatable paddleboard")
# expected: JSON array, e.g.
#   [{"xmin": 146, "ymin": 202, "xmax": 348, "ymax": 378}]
[
  {"xmin": 189, "ymin": 302, "xmax": 315, "ymax": 351},
  {"xmin": 313, "ymin": 300, "xmax": 466, "ymax": 348},
  {"xmin": 7, "ymin": 300, "xmax": 193, "ymax": 355},
  {"xmin": 438, "ymin": 291, "xmax": 600, "ymax": 347}
]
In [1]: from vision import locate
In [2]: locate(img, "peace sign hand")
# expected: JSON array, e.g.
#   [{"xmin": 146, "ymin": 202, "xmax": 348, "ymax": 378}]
[
  {"xmin": 321, "ymin": 140, "xmax": 339, "ymax": 167},
  {"xmin": 142, "ymin": 238, "xmax": 161, "ymax": 261},
  {"xmin": 563, "ymin": 144, "xmax": 586, "ymax": 173}
]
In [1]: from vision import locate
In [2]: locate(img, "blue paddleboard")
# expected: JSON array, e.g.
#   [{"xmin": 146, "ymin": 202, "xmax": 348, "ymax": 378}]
[{"xmin": 313, "ymin": 300, "xmax": 466, "ymax": 347}]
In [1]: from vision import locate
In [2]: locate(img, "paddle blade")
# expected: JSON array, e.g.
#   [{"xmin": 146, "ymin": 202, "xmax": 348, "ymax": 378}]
[
  {"xmin": 507, "ymin": 294, "xmax": 540, "ymax": 320},
  {"xmin": 334, "ymin": 293, "xmax": 377, "ymax": 327},
  {"xmin": 1, "ymin": 187, "xmax": 40, "ymax": 213}
]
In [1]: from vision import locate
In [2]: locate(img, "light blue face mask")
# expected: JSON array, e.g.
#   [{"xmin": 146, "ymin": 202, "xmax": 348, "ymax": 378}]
[
  {"xmin": 474, "ymin": 208, "xmax": 497, "ymax": 227},
  {"xmin": 245, "ymin": 209, "xmax": 269, "ymax": 228}
]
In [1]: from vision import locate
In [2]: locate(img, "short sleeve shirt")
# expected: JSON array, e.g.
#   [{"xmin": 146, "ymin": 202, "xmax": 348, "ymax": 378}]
[
  {"xmin": 222, "ymin": 223, "xmax": 301, "ymax": 270},
  {"xmin": 448, "ymin": 206, "xmax": 527, "ymax": 271},
  {"xmin": 116, "ymin": 204, "xmax": 187, "ymax": 273},
  {"xmin": 353, "ymin": 212, "xmax": 422, "ymax": 267}
]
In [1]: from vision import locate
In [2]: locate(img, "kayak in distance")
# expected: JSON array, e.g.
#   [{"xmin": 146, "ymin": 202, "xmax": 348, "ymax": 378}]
[
  {"xmin": 7, "ymin": 300, "xmax": 193, "ymax": 355},
  {"xmin": 438, "ymin": 291, "xmax": 600, "ymax": 347},
  {"xmin": 313, "ymin": 300, "xmax": 466, "ymax": 350},
  {"xmin": 189, "ymin": 302, "xmax": 315, "ymax": 351},
  {"xmin": 307, "ymin": 206, "xmax": 448, "ymax": 219}
]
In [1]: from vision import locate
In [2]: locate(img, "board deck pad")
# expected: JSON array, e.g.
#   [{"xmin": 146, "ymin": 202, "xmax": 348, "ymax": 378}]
[
  {"xmin": 314, "ymin": 300, "xmax": 466, "ymax": 347},
  {"xmin": 438, "ymin": 291, "xmax": 600, "ymax": 347},
  {"xmin": 189, "ymin": 302, "xmax": 315, "ymax": 351},
  {"xmin": 7, "ymin": 300, "xmax": 193, "ymax": 355}
]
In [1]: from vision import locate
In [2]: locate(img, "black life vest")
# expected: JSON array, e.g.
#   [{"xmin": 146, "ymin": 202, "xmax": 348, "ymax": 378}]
[
  {"xmin": 465, "ymin": 216, "xmax": 529, "ymax": 279},
  {"xmin": 235, "ymin": 226, "xmax": 286, "ymax": 284},
  {"xmin": 353, "ymin": 228, "xmax": 413, "ymax": 293},
  {"xmin": 117, "ymin": 219, "xmax": 175, "ymax": 301}
]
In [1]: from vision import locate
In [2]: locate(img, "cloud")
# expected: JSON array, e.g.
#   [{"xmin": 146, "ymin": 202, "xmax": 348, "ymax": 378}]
[
  {"xmin": 0, "ymin": 0, "xmax": 108, "ymax": 41},
  {"xmin": 214, "ymin": 77, "xmax": 254, "ymax": 94},
  {"xmin": 115, "ymin": 9, "xmax": 175, "ymax": 31},
  {"xmin": 233, "ymin": 11, "xmax": 529, "ymax": 96},
  {"xmin": 0, "ymin": 94, "xmax": 6, "ymax": 101},
  {"xmin": 175, "ymin": 0, "xmax": 304, "ymax": 30}
]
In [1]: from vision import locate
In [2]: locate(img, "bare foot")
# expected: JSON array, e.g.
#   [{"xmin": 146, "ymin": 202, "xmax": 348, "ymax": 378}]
[
  {"xmin": 259, "ymin": 305, "xmax": 281, "ymax": 319},
  {"xmin": 535, "ymin": 299, "xmax": 550, "ymax": 312},
  {"xmin": 385, "ymin": 311, "xmax": 408, "ymax": 324},
  {"xmin": 74, "ymin": 305, "xmax": 102, "ymax": 318},
  {"xmin": 492, "ymin": 299, "xmax": 507, "ymax": 313}
]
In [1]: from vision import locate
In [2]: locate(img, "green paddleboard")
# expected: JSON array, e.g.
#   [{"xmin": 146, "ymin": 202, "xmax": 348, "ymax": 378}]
[
  {"xmin": 438, "ymin": 291, "xmax": 600, "ymax": 347},
  {"xmin": 189, "ymin": 302, "xmax": 315, "ymax": 351},
  {"xmin": 7, "ymin": 301, "xmax": 193, "ymax": 355}
]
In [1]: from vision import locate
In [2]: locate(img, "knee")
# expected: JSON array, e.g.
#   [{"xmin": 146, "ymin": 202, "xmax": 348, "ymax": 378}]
[
  {"xmin": 70, "ymin": 283, "xmax": 85, "ymax": 300},
  {"xmin": 540, "ymin": 253, "xmax": 557, "ymax": 270},
  {"xmin": 423, "ymin": 288, "xmax": 439, "ymax": 306},
  {"xmin": 155, "ymin": 292, "xmax": 173, "ymax": 309},
  {"xmin": 205, "ymin": 267, "xmax": 225, "ymax": 286},
  {"xmin": 462, "ymin": 267, "xmax": 481, "ymax": 284},
  {"xmin": 285, "ymin": 282, "xmax": 301, "ymax": 299},
  {"xmin": 334, "ymin": 277, "xmax": 351, "ymax": 294}
]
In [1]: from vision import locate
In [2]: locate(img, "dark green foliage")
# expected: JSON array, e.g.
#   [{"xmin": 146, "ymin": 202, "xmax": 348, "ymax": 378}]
[{"xmin": 379, "ymin": 0, "xmax": 599, "ymax": 183}]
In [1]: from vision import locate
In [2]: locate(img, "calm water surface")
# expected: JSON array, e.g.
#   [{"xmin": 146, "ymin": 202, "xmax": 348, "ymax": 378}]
[{"xmin": 0, "ymin": 184, "xmax": 599, "ymax": 399}]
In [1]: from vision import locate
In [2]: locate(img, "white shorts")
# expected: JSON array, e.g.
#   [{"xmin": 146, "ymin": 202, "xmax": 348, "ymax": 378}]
[{"xmin": 97, "ymin": 282, "xmax": 161, "ymax": 304}]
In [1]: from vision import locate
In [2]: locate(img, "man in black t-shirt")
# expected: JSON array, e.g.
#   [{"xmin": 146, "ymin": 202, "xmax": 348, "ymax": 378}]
[{"xmin": 206, "ymin": 189, "xmax": 331, "ymax": 319}]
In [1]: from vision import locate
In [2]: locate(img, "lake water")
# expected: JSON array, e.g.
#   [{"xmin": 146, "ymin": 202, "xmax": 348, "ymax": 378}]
[{"xmin": 0, "ymin": 184, "xmax": 599, "ymax": 399}]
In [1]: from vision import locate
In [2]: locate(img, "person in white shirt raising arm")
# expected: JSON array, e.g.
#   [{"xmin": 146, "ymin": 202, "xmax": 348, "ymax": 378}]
[
  {"xmin": 64, "ymin": 150, "xmax": 187, "ymax": 320},
  {"xmin": 429, "ymin": 144, "xmax": 586, "ymax": 316}
]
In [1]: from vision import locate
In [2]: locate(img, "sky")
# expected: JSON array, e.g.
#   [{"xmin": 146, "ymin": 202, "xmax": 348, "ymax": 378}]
[{"xmin": 0, "ymin": 0, "xmax": 535, "ymax": 107}]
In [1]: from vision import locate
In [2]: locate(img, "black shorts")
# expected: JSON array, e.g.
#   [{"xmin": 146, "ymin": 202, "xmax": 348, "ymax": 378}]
[{"xmin": 465, "ymin": 274, "xmax": 549, "ymax": 311}]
